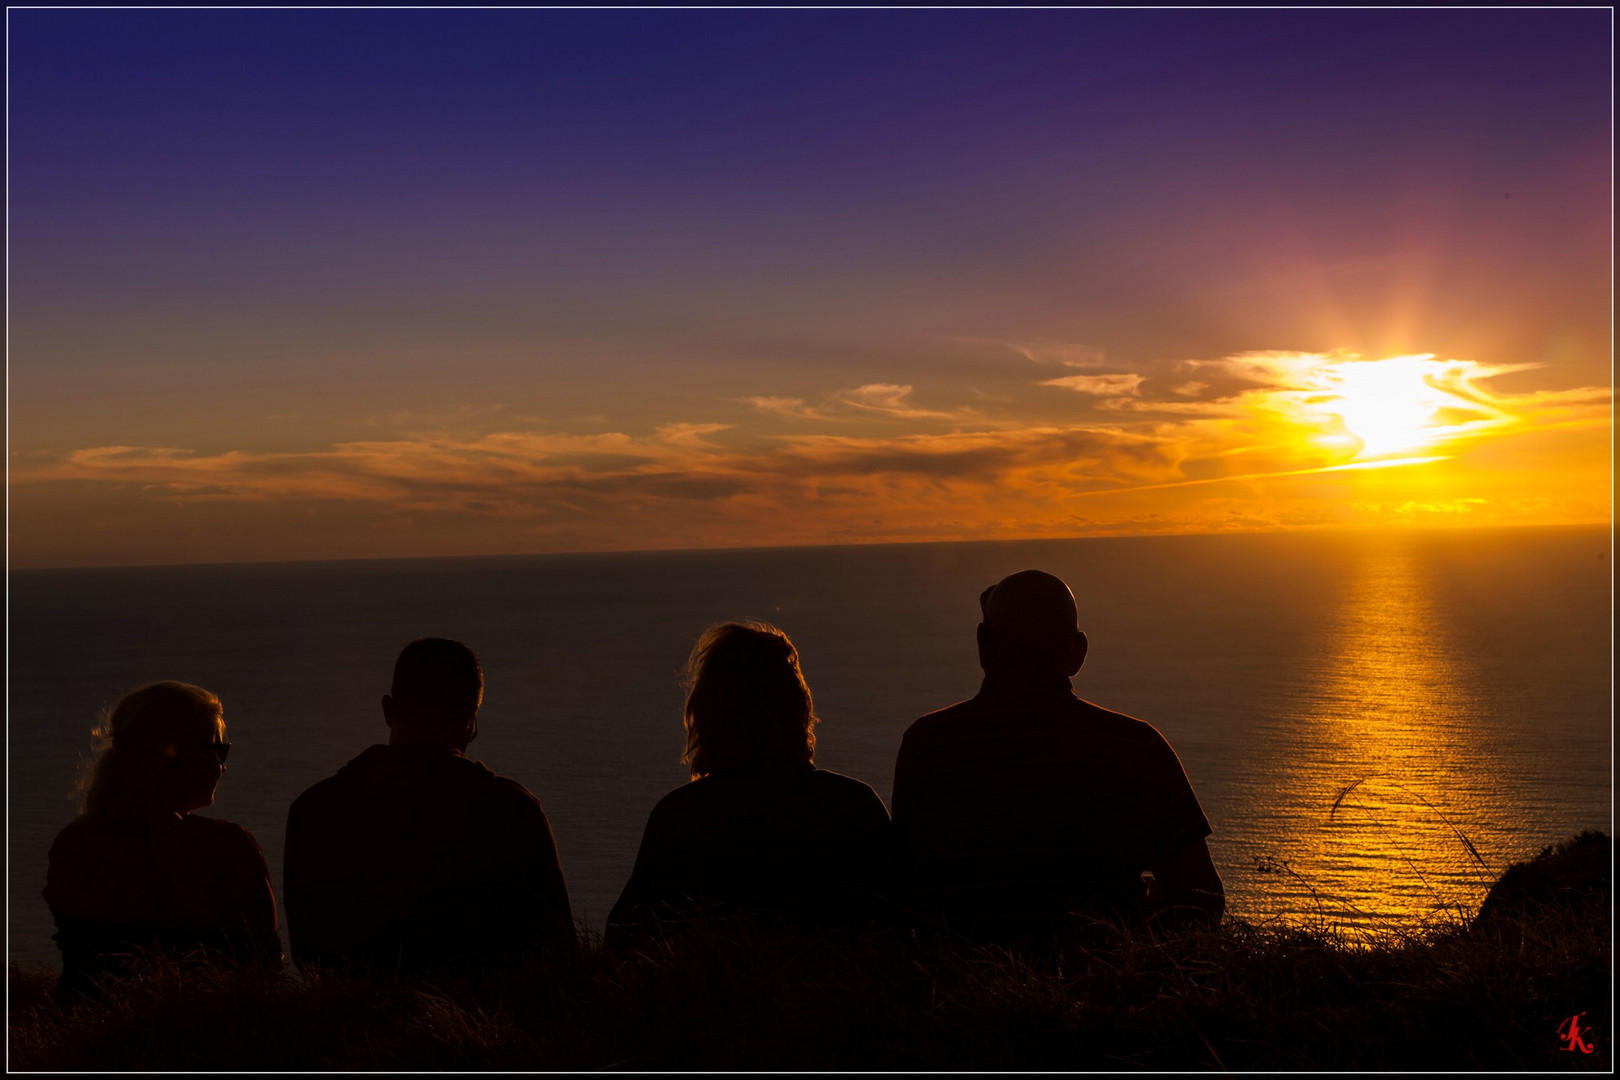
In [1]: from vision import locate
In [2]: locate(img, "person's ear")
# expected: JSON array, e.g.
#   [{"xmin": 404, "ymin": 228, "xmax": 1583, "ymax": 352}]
[
  {"xmin": 1065, "ymin": 631, "xmax": 1089, "ymax": 677},
  {"xmin": 382, "ymin": 694, "xmax": 396, "ymax": 729},
  {"xmin": 976, "ymin": 622, "xmax": 994, "ymax": 671},
  {"xmin": 466, "ymin": 710, "xmax": 479, "ymax": 746}
]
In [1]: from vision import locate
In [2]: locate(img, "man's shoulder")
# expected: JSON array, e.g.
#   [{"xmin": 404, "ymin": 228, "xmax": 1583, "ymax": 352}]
[
  {"xmin": 289, "ymin": 744, "xmax": 388, "ymax": 808},
  {"xmin": 289, "ymin": 744, "xmax": 546, "ymax": 819},
  {"xmin": 1069, "ymin": 698, "xmax": 1179, "ymax": 750},
  {"xmin": 288, "ymin": 771, "xmax": 341, "ymax": 815},
  {"xmin": 902, "ymin": 692, "xmax": 1173, "ymax": 755},
  {"xmin": 430, "ymin": 754, "xmax": 552, "ymax": 829},
  {"xmin": 901, "ymin": 696, "xmax": 984, "ymax": 744},
  {"xmin": 481, "ymin": 769, "xmax": 549, "ymax": 817}
]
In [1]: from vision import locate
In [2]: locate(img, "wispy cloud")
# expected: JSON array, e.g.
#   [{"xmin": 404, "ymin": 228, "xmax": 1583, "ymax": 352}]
[
  {"xmin": 734, "ymin": 396, "xmax": 832, "ymax": 422},
  {"xmin": 654, "ymin": 422, "xmax": 732, "ymax": 448},
  {"xmin": 10, "ymin": 350, "xmax": 1610, "ymax": 566},
  {"xmin": 1002, "ymin": 339, "xmax": 1108, "ymax": 369},
  {"xmin": 737, "ymin": 383, "xmax": 977, "ymax": 423},
  {"xmin": 768, "ymin": 426, "xmax": 1173, "ymax": 487},
  {"xmin": 829, "ymin": 383, "xmax": 973, "ymax": 420},
  {"xmin": 1039, "ymin": 373, "xmax": 1145, "ymax": 397}
]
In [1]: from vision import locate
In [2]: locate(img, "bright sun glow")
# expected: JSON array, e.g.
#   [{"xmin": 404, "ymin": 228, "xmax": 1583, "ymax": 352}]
[{"xmin": 1309, "ymin": 354, "xmax": 1499, "ymax": 459}]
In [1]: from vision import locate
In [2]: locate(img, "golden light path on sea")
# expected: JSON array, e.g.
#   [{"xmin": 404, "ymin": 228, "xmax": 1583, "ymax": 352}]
[{"xmin": 1238, "ymin": 535, "xmax": 1520, "ymax": 934}]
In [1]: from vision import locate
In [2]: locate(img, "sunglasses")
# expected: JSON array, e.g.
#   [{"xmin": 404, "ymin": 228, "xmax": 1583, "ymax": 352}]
[{"xmin": 192, "ymin": 739, "xmax": 231, "ymax": 764}]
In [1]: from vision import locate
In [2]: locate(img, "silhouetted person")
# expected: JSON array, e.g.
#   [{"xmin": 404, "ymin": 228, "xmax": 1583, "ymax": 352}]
[
  {"xmin": 608, "ymin": 622, "xmax": 893, "ymax": 942},
  {"xmin": 284, "ymin": 638, "xmax": 573, "ymax": 975},
  {"xmin": 44, "ymin": 681, "xmax": 281, "ymax": 1001},
  {"xmin": 892, "ymin": 570, "xmax": 1223, "ymax": 939}
]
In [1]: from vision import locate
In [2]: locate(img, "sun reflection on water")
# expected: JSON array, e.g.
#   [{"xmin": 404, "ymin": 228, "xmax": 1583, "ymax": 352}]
[{"xmin": 1238, "ymin": 536, "xmax": 1512, "ymax": 933}]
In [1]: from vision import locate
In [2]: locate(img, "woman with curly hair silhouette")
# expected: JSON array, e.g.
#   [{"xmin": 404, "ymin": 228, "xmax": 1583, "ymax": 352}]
[{"xmin": 608, "ymin": 622, "xmax": 892, "ymax": 940}]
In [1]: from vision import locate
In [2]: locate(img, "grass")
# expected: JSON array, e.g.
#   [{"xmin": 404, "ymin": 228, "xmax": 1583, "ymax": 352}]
[
  {"xmin": 9, "ymin": 908, "xmax": 1610, "ymax": 1071},
  {"xmin": 10, "ymin": 835, "xmax": 1611, "ymax": 1070}
]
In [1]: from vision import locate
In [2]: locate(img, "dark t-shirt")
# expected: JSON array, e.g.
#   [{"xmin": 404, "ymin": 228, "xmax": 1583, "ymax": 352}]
[
  {"xmin": 44, "ymin": 813, "xmax": 280, "ymax": 997},
  {"xmin": 284, "ymin": 743, "xmax": 573, "ymax": 973},
  {"xmin": 892, "ymin": 684, "xmax": 1212, "ymax": 923},
  {"xmin": 607, "ymin": 763, "xmax": 893, "ymax": 939}
]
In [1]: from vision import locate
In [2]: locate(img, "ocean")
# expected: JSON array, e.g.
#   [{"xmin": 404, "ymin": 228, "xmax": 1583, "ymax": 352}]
[{"xmin": 7, "ymin": 525, "xmax": 1612, "ymax": 969}]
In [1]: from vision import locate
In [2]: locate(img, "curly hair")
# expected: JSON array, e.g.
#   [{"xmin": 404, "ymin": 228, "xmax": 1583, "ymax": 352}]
[
  {"xmin": 681, "ymin": 622, "xmax": 818, "ymax": 780},
  {"xmin": 78, "ymin": 681, "xmax": 224, "ymax": 821}
]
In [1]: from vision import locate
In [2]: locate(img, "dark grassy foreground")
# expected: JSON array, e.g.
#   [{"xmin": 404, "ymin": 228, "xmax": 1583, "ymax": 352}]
[{"xmin": 9, "ymin": 896, "xmax": 1611, "ymax": 1072}]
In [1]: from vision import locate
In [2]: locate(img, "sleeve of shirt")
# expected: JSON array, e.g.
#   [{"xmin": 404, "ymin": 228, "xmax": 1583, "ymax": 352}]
[
  {"xmin": 1147, "ymin": 735, "xmax": 1213, "ymax": 856},
  {"xmin": 492, "ymin": 780, "xmax": 575, "ymax": 953},
  {"xmin": 522, "ymin": 795, "xmax": 576, "ymax": 950}
]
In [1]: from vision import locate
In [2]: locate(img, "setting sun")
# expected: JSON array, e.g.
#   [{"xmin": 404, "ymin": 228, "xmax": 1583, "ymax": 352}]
[
  {"xmin": 1325, "ymin": 356, "xmax": 1453, "ymax": 457},
  {"xmin": 1301, "ymin": 354, "xmax": 1520, "ymax": 461},
  {"xmin": 7, "ymin": 11, "xmax": 1609, "ymax": 570}
]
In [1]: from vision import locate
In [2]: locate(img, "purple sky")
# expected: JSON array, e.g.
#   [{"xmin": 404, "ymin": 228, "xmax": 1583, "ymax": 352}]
[{"xmin": 8, "ymin": 9, "xmax": 1611, "ymax": 567}]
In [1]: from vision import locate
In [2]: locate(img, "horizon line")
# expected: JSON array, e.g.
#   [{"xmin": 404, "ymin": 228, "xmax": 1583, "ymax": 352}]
[{"xmin": 7, "ymin": 518, "xmax": 1610, "ymax": 575}]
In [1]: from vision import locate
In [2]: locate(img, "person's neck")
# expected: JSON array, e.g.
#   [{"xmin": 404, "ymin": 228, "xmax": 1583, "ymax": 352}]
[
  {"xmin": 387, "ymin": 733, "xmax": 466, "ymax": 753},
  {"xmin": 978, "ymin": 670, "xmax": 1075, "ymax": 701},
  {"xmin": 702, "ymin": 759, "xmax": 814, "ymax": 781}
]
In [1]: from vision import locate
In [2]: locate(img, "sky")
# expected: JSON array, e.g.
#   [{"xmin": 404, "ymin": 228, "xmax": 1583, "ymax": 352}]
[{"xmin": 7, "ymin": 8, "xmax": 1612, "ymax": 569}]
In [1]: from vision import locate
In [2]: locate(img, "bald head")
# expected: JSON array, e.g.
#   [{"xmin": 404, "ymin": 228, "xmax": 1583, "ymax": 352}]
[
  {"xmin": 976, "ymin": 570, "xmax": 1088, "ymax": 681},
  {"xmin": 980, "ymin": 570, "xmax": 1079, "ymax": 644}
]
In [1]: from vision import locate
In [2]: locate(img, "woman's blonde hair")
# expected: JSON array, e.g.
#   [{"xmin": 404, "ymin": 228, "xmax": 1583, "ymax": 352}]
[
  {"xmin": 682, "ymin": 622, "xmax": 817, "ymax": 780},
  {"xmin": 77, "ymin": 681, "xmax": 225, "ymax": 821}
]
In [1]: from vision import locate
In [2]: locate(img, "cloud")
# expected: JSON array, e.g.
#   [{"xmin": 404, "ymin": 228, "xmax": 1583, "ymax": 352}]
[
  {"xmin": 16, "ymin": 353, "xmax": 1602, "ymax": 521},
  {"xmin": 10, "ymin": 349, "xmax": 1610, "ymax": 566},
  {"xmin": 734, "ymin": 396, "xmax": 832, "ymax": 422},
  {"xmin": 768, "ymin": 426, "xmax": 1172, "ymax": 486},
  {"xmin": 1039, "ymin": 373, "xmax": 1145, "ymax": 397},
  {"xmin": 655, "ymin": 422, "xmax": 732, "ymax": 448},
  {"xmin": 10, "ymin": 414, "xmax": 1182, "ymax": 528},
  {"xmin": 829, "ymin": 383, "xmax": 970, "ymax": 420},
  {"xmin": 19, "ymin": 431, "xmax": 705, "ymax": 515},
  {"xmin": 1512, "ymin": 386, "xmax": 1611, "ymax": 408},
  {"xmin": 1003, "ymin": 339, "xmax": 1108, "ymax": 368},
  {"xmin": 736, "ymin": 385, "xmax": 977, "ymax": 422}
]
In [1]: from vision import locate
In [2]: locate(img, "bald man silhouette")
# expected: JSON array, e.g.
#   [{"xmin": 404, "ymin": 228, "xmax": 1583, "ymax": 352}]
[{"xmin": 892, "ymin": 570, "xmax": 1223, "ymax": 936}]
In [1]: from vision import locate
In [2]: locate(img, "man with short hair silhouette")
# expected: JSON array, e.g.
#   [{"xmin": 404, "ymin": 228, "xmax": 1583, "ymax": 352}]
[
  {"xmin": 284, "ymin": 638, "xmax": 573, "ymax": 973},
  {"xmin": 892, "ymin": 570, "xmax": 1223, "ymax": 936}
]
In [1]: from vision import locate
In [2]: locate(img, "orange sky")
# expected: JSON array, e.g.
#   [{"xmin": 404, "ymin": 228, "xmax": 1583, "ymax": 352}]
[
  {"xmin": 8, "ymin": 11, "xmax": 1612, "ymax": 568},
  {"xmin": 10, "ymin": 348, "xmax": 1610, "ymax": 568}
]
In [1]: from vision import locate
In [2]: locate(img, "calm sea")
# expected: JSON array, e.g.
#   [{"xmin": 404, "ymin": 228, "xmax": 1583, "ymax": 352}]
[{"xmin": 7, "ymin": 526, "xmax": 1612, "ymax": 969}]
